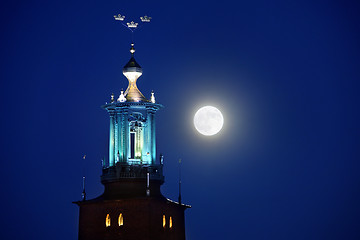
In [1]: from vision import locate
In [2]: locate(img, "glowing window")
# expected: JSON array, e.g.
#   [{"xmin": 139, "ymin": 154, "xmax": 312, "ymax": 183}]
[
  {"xmin": 130, "ymin": 132, "xmax": 135, "ymax": 159},
  {"xmin": 129, "ymin": 120, "xmax": 143, "ymax": 160},
  {"xmin": 105, "ymin": 214, "xmax": 111, "ymax": 227},
  {"xmin": 118, "ymin": 213, "xmax": 124, "ymax": 226},
  {"xmin": 162, "ymin": 214, "xmax": 166, "ymax": 228},
  {"xmin": 169, "ymin": 216, "xmax": 173, "ymax": 229}
]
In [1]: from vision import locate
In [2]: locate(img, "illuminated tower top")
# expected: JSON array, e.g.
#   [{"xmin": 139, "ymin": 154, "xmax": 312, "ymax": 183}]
[
  {"xmin": 101, "ymin": 38, "xmax": 164, "ymax": 196},
  {"xmin": 122, "ymin": 43, "xmax": 148, "ymax": 102},
  {"xmin": 74, "ymin": 16, "xmax": 190, "ymax": 240}
]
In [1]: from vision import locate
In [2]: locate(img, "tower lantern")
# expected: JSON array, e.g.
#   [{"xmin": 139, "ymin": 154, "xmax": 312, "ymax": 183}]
[
  {"xmin": 74, "ymin": 14, "xmax": 190, "ymax": 240},
  {"xmin": 103, "ymin": 43, "xmax": 162, "ymax": 168}
]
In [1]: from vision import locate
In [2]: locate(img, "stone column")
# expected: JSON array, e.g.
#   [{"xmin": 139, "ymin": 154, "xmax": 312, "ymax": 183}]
[
  {"xmin": 114, "ymin": 112, "xmax": 118, "ymax": 164},
  {"xmin": 142, "ymin": 121, "xmax": 150, "ymax": 164},
  {"xmin": 147, "ymin": 108, "xmax": 156, "ymax": 165},
  {"xmin": 115, "ymin": 109, "xmax": 122, "ymax": 164},
  {"xmin": 122, "ymin": 108, "xmax": 129, "ymax": 163},
  {"xmin": 109, "ymin": 111, "xmax": 115, "ymax": 167}
]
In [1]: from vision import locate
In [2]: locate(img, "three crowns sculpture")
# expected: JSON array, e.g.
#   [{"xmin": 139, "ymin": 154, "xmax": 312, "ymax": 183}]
[{"xmin": 114, "ymin": 13, "xmax": 152, "ymax": 34}]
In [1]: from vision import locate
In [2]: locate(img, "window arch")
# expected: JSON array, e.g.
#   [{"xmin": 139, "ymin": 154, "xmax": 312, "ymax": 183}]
[
  {"xmin": 169, "ymin": 216, "xmax": 173, "ymax": 229},
  {"xmin": 118, "ymin": 213, "xmax": 124, "ymax": 226},
  {"xmin": 162, "ymin": 214, "xmax": 166, "ymax": 228},
  {"xmin": 105, "ymin": 214, "xmax": 111, "ymax": 227},
  {"xmin": 129, "ymin": 120, "xmax": 143, "ymax": 160}
]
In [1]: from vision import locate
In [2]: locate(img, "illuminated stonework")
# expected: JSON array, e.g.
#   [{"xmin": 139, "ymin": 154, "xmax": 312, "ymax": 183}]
[
  {"xmin": 102, "ymin": 44, "xmax": 163, "ymax": 167},
  {"xmin": 103, "ymin": 101, "xmax": 162, "ymax": 167}
]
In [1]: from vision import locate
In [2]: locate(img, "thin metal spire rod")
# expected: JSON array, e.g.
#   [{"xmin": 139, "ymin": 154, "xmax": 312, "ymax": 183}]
[
  {"xmin": 146, "ymin": 172, "xmax": 150, "ymax": 197},
  {"xmin": 82, "ymin": 154, "xmax": 86, "ymax": 201},
  {"xmin": 82, "ymin": 176, "xmax": 86, "ymax": 201},
  {"xmin": 178, "ymin": 159, "xmax": 182, "ymax": 204},
  {"xmin": 147, "ymin": 172, "xmax": 150, "ymax": 188}
]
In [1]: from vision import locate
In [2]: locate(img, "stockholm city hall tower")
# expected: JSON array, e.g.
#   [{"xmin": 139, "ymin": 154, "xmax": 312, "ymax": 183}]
[{"xmin": 74, "ymin": 18, "xmax": 190, "ymax": 240}]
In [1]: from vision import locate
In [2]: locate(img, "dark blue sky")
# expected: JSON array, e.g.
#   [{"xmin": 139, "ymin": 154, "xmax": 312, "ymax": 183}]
[{"xmin": 1, "ymin": 0, "xmax": 359, "ymax": 239}]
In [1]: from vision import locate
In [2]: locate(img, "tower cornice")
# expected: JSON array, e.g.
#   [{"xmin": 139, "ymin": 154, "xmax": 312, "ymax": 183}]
[{"xmin": 102, "ymin": 101, "xmax": 164, "ymax": 111}]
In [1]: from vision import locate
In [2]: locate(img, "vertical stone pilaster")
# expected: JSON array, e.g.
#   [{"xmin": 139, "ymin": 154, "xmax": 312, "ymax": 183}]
[
  {"xmin": 109, "ymin": 111, "xmax": 115, "ymax": 167},
  {"xmin": 151, "ymin": 112, "xmax": 156, "ymax": 165},
  {"xmin": 122, "ymin": 108, "xmax": 129, "ymax": 163},
  {"xmin": 142, "ymin": 121, "xmax": 150, "ymax": 164},
  {"xmin": 147, "ymin": 107, "xmax": 156, "ymax": 165},
  {"xmin": 119, "ymin": 110, "xmax": 123, "ymax": 162},
  {"xmin": 115, "ymin": 109, "xmax": 123, "ymax": 164},
  {"xmin": 120, "ymin": 112, "xmax": 125, "ymax": 162},
  {"xmin": 114, "ymin": 112, "xmax": 118, "ymax": 164}
]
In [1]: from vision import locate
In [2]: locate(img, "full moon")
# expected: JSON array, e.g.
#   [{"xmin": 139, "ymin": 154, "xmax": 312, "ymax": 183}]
[{"xmin": 194, "ymin": 106, "xmax": 224, "ymax": 136}]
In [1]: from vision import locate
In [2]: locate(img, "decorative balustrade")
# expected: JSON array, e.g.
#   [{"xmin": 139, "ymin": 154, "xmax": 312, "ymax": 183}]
[{"xmin": 101, "ymin": 163, "xmax": 164, "ymax": 182}]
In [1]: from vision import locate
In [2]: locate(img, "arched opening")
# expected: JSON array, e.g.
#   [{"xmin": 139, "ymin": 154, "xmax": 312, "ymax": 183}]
[
  {"xmin": 129, "ymin": 120, "xmax": 143, "ymax": 162},
  {"xmin": 162, "ymin": 214, "xmax": 166, "ymax": 228},
  {"xmin": 169, "ymin": 216, "xmax": 173, "ymax": 229},
  {"xmin": 105, "ymin": 214, "xmax": 111, "ymax": 227},
  {"xmin": 118, "ymin": 213, "xmax": 124, "ymax": 226}
]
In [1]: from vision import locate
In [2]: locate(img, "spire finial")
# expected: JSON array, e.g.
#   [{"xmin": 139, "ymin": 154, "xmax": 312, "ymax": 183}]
[
  {"xmin": 150, "ymin": 90, "xmax": 156, "ymax": 103},
  {"xmin": 117, "ymin": 89, "xmax": 127, "ymax": 102},
  {"xmin": 160, "ymin": 154, "xmax": 164, "ymax": 165},
  {"xmin": 130, "ymin": 43, "xmax": 135, "ymax": 55}
]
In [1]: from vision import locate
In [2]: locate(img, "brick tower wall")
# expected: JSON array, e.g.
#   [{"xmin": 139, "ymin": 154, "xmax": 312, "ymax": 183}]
[{"xmin": 77, "ymin": 198, "xmax": 186, "ymax": 240}]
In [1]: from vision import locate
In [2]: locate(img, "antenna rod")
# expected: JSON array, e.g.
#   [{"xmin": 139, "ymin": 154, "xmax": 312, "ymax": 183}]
[
  {"xmin": 82, "ymin": 176, "xmax": 86, "ymax": 201},
  {"xmin": 178, "ymin": 159, "xmax": 182, "ymax": 204},
  {"xmin": 146, "ymin": 172, "xmax": 150, "ymax": 197},
  {"xmin": 82, "ymin": 154, "xmax": 86, "ymax": 201}
]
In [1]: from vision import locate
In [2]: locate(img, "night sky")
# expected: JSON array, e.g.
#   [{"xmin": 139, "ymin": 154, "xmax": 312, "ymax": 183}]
[{"xmin": 1, "ymin": 0, "xmax": 360, "ymax": 239}]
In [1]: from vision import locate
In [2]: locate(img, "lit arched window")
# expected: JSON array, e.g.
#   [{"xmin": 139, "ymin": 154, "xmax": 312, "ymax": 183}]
[
  {"xmin": 162, "ymin": 214, "xmax": 166, "ymax": 228},
  {"xmin": 129, "ymin": 120, "xmax": 143, "ymax": 160},
  {"xmin": 118, "ymin": 213, "xmax": 124, "ymax": 226},
  {"xmin": 105, "ymin": 214, "xmax": 111, "ymax": 227},
  {"xmin": 169, "ymin": 216, "xmax": 173, "ymax": 229}
]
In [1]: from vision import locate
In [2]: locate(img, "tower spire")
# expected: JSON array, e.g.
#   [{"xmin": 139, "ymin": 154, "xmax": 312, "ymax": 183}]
[
  {"xmin": 113, "ymin": 13, "xmax": 152, "ymax": 103},
  {"xmin": 122, "ymin": 43, "xmax": 148, "ymax": 102}
]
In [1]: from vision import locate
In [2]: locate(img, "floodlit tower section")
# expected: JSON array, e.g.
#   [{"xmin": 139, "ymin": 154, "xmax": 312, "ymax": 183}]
[{"xmin": 101, "ymin": 43, "xmax": 165, "ymax": 198}]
